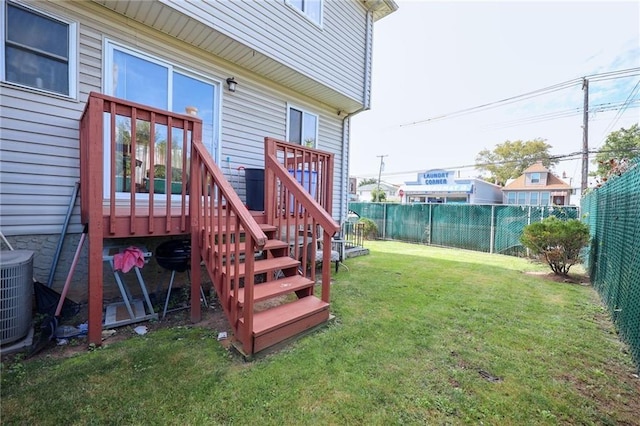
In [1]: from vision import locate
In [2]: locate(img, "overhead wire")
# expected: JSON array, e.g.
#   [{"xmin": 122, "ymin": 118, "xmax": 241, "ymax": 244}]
[
  {"xmin": 357, "ymin": 147, "xmax": 640, "ymax": 179},
  {"xmin": 595, "ymin": 79, "xmax": 640, "ymax": 148},
  {"xmin": 399, "ymin": 67, "xmax": 640, "ymax": 128}
]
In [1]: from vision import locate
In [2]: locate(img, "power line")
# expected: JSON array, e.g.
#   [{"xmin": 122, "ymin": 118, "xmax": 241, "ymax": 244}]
[
  {"xmin": 399, "ymin": 67, "xmax": 640, "ymax": 128},
  {"xmin": 355, "ymin": 147, "xmax": 640, "ymax": 180},
  {"xmin": 596, "ymin": 79, "xmax": 640, "ymax": 148},
  {"xmin": 484, "ymin": 100, "xmax": 640, "ymax": 130}
]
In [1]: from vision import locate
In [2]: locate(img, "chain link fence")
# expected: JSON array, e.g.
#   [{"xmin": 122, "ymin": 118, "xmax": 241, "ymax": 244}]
[
  {"xmin": 349, "ymin": 203, "xmax": 579, "ymax": 254},
  {"xmin": 581, "ymin": 159, "xmax": 640, "ymax": 370}
]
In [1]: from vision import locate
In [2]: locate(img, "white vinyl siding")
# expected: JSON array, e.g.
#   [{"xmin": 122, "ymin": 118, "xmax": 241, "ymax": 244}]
[
  {"xmin": 0, "ymin": 0, "xmax": 347, "ymax": 234},
  {"xmin": 157, "ymin": 0, "xmax": 367, "ymax": 102}
]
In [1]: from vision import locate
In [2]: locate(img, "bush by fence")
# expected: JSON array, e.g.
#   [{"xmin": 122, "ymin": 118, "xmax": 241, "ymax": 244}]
[
  {"xmin": 349, "ymin": 202, "xmax": 579, "ymax": 255},
  {"xmin": 581, "ymin": 159, "xmax": 640, "ymax": 371}
]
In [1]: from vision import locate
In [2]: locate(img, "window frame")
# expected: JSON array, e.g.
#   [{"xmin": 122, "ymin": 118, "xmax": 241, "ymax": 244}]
[
  {"xmin": 286, "ymin": 0, "xmax": 323, "ymax": 27},
  {"xmin": 540, "ymin": 191, "xmax": 550, "ymax": 206},
  {"xmin": 529, "ymin": 191, "xmax": 539, "ymax": 205},
  {"xmin": 103, "ymin": 39, "xmax": 222, "ymax": 197},
  {"xmin": 1, "ymin": 0, "xmax": 77, "ymax": 98},
  {"xmin": 516, "ymin": 191, "xmax": 526, "ymax": 205},
  {"xmin": 506, "ymin": 192, "xmax": 516, "ymax": 205},
  {"xmin": 286, "ymin": 103, "xmax": 319, "ymax": 148},
  {"xmin": 529, "ymin": 172, "xmax": 541, "ymax": 184}
]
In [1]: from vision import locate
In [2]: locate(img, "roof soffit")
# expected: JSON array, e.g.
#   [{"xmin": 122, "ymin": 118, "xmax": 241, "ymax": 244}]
[{"xmin": 361, "ymin": 0, "xmax": 399, "ymax": 21}]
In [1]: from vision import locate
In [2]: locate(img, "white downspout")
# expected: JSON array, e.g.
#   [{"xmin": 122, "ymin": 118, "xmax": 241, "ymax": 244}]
[{"xmin": 339, "ymin": 9, "xmax": 374, "ymax": 226}]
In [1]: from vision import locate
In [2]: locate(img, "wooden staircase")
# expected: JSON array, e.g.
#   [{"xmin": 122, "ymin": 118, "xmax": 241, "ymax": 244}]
[
  {"xmin": 213, "ymin": 220, "xmax": 329, "ymax": 355},
  {"xmin": 79, "ymin": 94, "xmax": 338, "ymax": 352},
  {"xmin": 191, "ymin": 137, "xmax": 339, "ymax": 356}
]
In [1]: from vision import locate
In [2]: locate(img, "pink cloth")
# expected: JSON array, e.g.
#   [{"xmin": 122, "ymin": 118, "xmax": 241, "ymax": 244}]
[{"xmin": 113, "ymin": 246, "xmax": 146, "ymax": 273}]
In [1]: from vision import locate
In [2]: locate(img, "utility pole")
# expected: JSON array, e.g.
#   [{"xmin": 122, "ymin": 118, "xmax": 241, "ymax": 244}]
[
  {"xmin": 376, "ymin": 154, "xmax": 388, "ymax": 201},
  {"xmin": 581, "ymin": 77, "xmax": 589, "ymax": 193}
]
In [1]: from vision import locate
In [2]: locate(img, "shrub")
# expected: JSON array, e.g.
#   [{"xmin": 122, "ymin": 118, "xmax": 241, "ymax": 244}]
[
  {"xmin": 358, "ymin": 218, "xmax": 378, "ymax": 240},
  {"xmin": 520, "ymin": 217, "xmax": 590, "ymax": 276},
  {"xmin": 371, "ymin": 189, "xmax": 386, "ymax": 202}
]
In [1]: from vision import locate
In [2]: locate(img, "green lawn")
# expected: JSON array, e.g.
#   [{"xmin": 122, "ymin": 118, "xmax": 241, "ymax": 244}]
[{"xmin": 2, "ymin": 241, "xmax": 638, "ymax": 425}]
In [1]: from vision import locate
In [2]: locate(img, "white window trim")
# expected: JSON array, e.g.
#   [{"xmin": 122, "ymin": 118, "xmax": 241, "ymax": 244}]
[
  {"xmin": 103, "ymin": 39, "xmax": 222, "ymax": 198},
  {"xmin": 286, "ymin": 103, "xmax": 319, "ymax": 148},
  {"xmin": 285, "ymin": 0, "xmax": 323, "ymax": 28},
  {"xmin": 529, "ymin": 172, "xmax": 541, "ymax": 184},
  {"xmin": 1, "ymin": 0, "xmax": 78, "ymax": 99}
]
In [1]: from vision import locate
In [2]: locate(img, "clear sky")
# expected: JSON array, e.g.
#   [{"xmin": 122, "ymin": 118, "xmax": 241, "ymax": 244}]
[{"xmin": 349, "ymin": 1, "xmax": 640, "ymax": 187}]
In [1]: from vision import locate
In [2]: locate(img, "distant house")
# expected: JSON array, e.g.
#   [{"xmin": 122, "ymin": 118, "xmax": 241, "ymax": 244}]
[
  {"xmin": 502, "ymin": 162, "xmax": 572, "ymax": 205},
  {"xmin": 357, "ymin": 181, "xmax": 399, "ymax": 202},
  {"xmin": 399, "ymin": 169, "xmax": 502, "ymax": 204}
]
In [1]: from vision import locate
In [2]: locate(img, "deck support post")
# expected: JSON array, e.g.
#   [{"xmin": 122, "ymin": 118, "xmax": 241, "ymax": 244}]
[{"xmin": 86, "ymin": 96, "xmax": 104, "ymax": 346}]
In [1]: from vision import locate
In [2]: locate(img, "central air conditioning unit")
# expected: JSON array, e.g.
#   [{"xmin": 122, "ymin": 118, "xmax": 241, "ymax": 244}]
[{"xmin": 1, "ymin": 250, "xmax": 33, "ymax": 345}]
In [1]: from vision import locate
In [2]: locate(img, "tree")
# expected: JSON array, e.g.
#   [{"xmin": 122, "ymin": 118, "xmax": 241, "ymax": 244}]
[
  {"xmin": 359, "ymin": 178, "xmax": 377, "ymax": 187},
  {"xmin": 592, "ymin": 124, "xmax": 640, "ymax": 178},
  {"xmin": 371, "ymin": 188, "xmax": 386, "ymax": 202},
  {"xmin": 475, "ymin": 138, "xmax": 558, "ymax": 185},
  {"xmin": 520, "ymin": 217, "xmax": 590, "ymax": 276}
]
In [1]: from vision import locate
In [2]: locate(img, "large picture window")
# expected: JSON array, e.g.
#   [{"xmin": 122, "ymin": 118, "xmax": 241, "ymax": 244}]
[
  {"xmin": 287, "ymin": 105, "xmax": 318, "ymax": 148},
  {"xmin": 105, "ymin": 41, "xmax": 220, "ymax": 194},
  {"xmin": 2, "ymin": 1, "xmax": 76, "ymax": 96},
  {"xmin": 287, "ymin": 0, "xmax": 322, "ymax": 25}
]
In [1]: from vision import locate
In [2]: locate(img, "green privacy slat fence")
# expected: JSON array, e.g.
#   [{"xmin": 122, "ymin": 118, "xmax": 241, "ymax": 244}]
[
  {"xmin": 349, "ymin": 202, "xmax": 579, "ymax": 254},
  {"xmin": 581, "ymin": 160, "xmax": 640, "ymax": 370}
]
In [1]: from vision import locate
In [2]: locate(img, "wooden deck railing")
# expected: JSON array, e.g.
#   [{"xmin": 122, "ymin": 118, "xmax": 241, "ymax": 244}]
[
  {"xmin": 190, "ymin": 141, "xmax": 267, "ymax": 347},
  {"xmin": 80, "ymin": 92, "xmax": 198, "ymax": 237},
  {"xmin": 80, "ymin": 92, "xmax": 205, "ymax": 344},
  {"xmin": 264, "ymin": 137, "xmax": 340, "ymax": 301}
]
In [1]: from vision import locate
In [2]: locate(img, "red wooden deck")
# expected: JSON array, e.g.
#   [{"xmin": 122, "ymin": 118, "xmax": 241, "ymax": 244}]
[{"xmin": 80, "ymin": 92, "xmax": 339, "ymax": 355}]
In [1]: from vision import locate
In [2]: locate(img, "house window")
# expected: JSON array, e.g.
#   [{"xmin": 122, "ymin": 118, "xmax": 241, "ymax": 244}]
[
  {"xmin": 529, "ymin": 191, "xmax": 539, "ymax": 205},
  {"xmin": 104, "ymin": 41, "xmax": 220, "ymax": 193},
  {"xmin": 506, "ymin": 192, "xmax": 516, "ymax": 205},
  {"xmin": 288, "ymin": 0, "xmax": 322, "ymax": 25},
  {"xmin": 540, "ymin": 192, "xmax": 550, "ymax": 205},
  {"xmin": 530, "ymin": 172, "xmax": 541, "ymax": 184},
  {"xmin": 2, "ymin": 1, "xmax": 77, "ymax": 96},
  {"xmin": 287, "ymin": 105, "xmax": 318, "ymax": 148},
  {"xmin": 517, "ymin": 192, "xmax": 526, "ymax": 205}
]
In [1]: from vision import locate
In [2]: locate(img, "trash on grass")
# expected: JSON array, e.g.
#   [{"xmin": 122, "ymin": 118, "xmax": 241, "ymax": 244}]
[
  {"xmin": 217, "ymin": 331, "xmax": 227, "ymax": 341},
  {"xmin": 56, "ymin": 338, "xmax": 68, "ymax": 346},
  {"xmin": 56, "ymin": 325, "xmax": 82, "ymax": 338},
  {"xmin": 134, "ymin": 325, "xmax": 148, "ymax": 335},
  {"xmin": 101, "ymin": 329, "xmax": 116, "ymax": 340}
]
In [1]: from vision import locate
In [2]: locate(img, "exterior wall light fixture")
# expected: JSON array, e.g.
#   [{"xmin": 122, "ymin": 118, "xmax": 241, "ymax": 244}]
[{"xmin": 226, "ymin": 77, "xmax": 237, "ymax": 92}]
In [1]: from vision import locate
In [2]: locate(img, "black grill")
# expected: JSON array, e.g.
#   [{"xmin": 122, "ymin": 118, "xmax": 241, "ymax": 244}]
[{"xmin": 155, "ymin": 240, "xmax": 191, "ymax": 272}]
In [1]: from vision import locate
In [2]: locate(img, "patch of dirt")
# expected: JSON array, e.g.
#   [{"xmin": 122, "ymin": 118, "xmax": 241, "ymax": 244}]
[
  {"xmin": 2, "ymin": 298, "xmax": 232, "ymax": 363},
  {"xmin": 524, "ymin": 270, "xmax": 591, "ymax": 285}
]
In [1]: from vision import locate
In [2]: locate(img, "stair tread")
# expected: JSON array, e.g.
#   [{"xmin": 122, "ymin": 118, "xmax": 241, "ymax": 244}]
[
  {"xmin": 215, "ymin": 239, "xmax": 288, "ymax": 255},
  {"xmin": 235, "ymin": 275, "xmax": 314, "ymax": 304},
  {"xmin": 224, "ymin": 256, "xmax": 300, "ymax": 279},
  {"xmin": 241, "ymin": 296, "xmax": 329, "ymax": 336}
]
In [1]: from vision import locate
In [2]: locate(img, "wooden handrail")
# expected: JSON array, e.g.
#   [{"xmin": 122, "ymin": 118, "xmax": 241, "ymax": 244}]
[
  {"xmin": 192, "ymin": 141, "xmax": 267, "ymax": 248},
  {"xmin": 264, "ymin": 137, "xmax": 339, "ymax": 235},
  {"xmin": 191, "ymin": 140, "xmax": 266, "ymax": 352}
]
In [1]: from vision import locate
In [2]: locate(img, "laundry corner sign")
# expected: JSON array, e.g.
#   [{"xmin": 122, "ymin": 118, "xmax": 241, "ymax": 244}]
[{"xmin": 420, "ymin": 169, "xmax": 454, "ymax": 185}]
